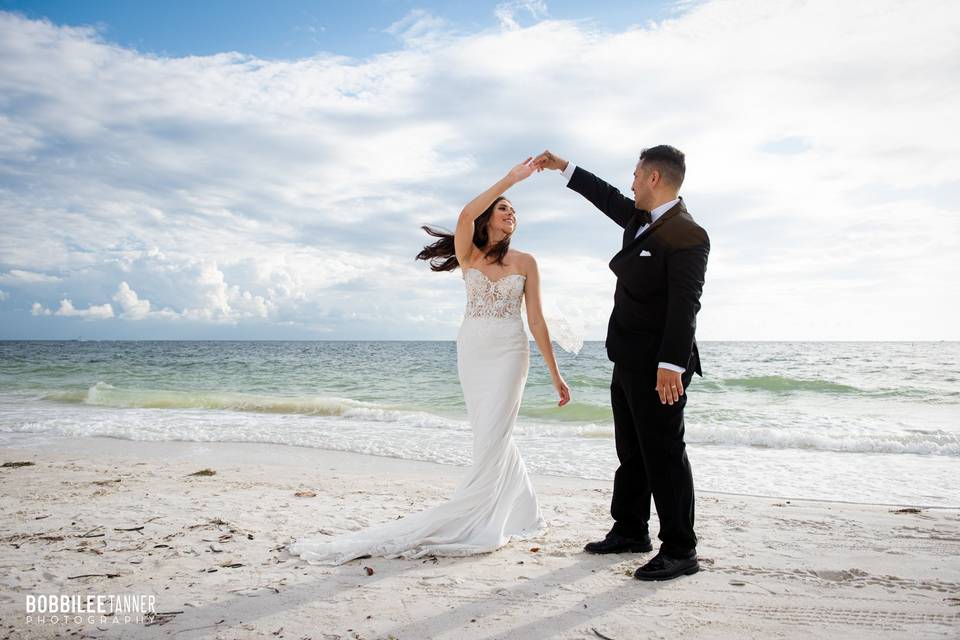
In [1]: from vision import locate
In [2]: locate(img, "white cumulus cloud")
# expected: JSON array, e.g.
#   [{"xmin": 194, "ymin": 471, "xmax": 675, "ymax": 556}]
[
  {"xmin": 111, "ymin": 281, "xmax": 151, "ymax": 320},
  {"xmin": 32, "ymin": 298, "xmax": 115, "ymax": 319}
]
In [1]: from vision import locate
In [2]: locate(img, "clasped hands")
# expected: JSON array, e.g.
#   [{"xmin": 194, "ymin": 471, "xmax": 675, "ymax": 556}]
[{"xmin": 509, "ymin": 151, "xmax": 567, "ymax": 182}]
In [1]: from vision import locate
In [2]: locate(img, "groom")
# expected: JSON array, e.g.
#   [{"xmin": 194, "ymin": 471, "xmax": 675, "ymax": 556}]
[{"xmin": 534, "ymin": 146, "xmax": 709, "ymax": 581}]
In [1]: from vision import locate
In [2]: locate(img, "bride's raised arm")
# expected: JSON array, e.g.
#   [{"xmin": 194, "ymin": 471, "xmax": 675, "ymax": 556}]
[
  {"xmin": 454, "ymin": 158, "xmax": 536, "ymax": 268},
  {"xmin": 522, "ymin": 255, "xmax": 571, "ymax": 407}
]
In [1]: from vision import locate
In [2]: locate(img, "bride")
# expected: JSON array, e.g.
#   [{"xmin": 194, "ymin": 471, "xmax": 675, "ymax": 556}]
[{"xmin": 287, "ymin": 157, "xmax": 572, "ymax": 565}]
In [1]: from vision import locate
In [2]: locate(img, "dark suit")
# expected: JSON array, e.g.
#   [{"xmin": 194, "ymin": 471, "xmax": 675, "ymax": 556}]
[{"xmin": 567, "ymin": 165, "xmax": 709, "ymax": 557}]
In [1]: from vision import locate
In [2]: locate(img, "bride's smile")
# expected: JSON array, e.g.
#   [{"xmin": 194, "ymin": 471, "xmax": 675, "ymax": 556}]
[{"xmin": 488, "ymin": 199, "xmax": 517, "ymax": 242}]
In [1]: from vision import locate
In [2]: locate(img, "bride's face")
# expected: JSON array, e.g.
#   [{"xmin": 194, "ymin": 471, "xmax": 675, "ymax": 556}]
[{"xmin": 489, "ymin": 199, "xmax": 517, "ymax": 236}]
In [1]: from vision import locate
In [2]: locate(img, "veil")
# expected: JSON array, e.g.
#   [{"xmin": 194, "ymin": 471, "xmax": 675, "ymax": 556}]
[{"xmin": 520, "ymin": 296, "xmax": 584, "ymax": 355}]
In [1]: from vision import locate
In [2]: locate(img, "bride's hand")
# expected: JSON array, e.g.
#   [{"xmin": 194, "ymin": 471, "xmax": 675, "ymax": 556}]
[
  {"xmin": 507, "ymin": 157, "xmax": 537, "ymax": 183},
  {"xmin": 553, "ymin": 374, "xmax": 571, "ymax": 407}
]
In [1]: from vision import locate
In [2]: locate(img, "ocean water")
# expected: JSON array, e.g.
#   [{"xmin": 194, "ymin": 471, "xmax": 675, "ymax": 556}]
[{"xmin": 0, "ymin": 340, "xmax": 957, "ymax": 507}]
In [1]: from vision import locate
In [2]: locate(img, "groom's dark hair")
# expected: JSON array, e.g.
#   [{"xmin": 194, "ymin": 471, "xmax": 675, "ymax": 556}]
[{"xmin": 639, "ymin": 145, "xmax": 685, "ymax": 188}]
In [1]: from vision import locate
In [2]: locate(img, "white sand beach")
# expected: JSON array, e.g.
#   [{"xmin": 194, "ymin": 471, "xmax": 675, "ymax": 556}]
[{"xmin": 1, "ymin": 435, "xmax": 957, "ymax": 639}]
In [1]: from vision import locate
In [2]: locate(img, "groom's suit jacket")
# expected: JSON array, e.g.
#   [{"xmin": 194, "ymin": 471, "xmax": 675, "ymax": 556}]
[{"xmin": 568, "ymin": 166, "xmax": 709, "ymax": 376}]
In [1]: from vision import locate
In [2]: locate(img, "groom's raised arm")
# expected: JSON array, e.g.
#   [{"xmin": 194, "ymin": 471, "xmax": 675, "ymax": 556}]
[
  {"xmin": 563, "ymin": 164, "xmax": 636, "ymax": 229},
  {"xmin": 533, "ymin": 150, "xmax": 636, "ymax": 228}
]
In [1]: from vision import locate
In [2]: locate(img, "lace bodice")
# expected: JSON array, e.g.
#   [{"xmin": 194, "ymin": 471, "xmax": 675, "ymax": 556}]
[{"xmin": 463, "ymin": 268, "xmax": 526, "ymax": 319}]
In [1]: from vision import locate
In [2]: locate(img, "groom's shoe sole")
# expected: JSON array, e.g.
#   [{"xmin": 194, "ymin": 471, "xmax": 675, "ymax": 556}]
[{"xmin": 583, "ymin": 537, "xmax": 653, "ymax": 554}]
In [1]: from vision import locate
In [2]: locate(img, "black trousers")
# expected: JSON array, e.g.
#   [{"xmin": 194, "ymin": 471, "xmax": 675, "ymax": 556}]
[{"xmin": 609, "ymin": 361, "xmax": 697, "ymax": 557}]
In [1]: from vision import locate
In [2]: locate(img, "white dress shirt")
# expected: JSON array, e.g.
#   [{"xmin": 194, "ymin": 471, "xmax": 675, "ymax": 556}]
[
  {"xmin": 636, "ymin": 197, "xmax": 680, "ymax": 238},
  {"xmin": 561, "ymin": 162, "xmax": 685, "ymax": 374}
]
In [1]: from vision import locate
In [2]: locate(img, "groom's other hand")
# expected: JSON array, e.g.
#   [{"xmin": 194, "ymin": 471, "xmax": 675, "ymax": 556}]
[
  {"xmin": 533, "ymin": 150, "xmax": 568, "ymax": 172},
  {"xmin": 656, "ymin": 368, "xmax": 684, "ymax": 405}
]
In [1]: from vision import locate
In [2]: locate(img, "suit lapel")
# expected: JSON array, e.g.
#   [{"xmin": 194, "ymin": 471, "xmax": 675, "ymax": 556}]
[
  {"xmin": 612, "ymin": 198, "xmax": 686, "ymax": 262},
  {"xmin": 622, "ymin": 215, "xmax": 642, "ymax": 248}
]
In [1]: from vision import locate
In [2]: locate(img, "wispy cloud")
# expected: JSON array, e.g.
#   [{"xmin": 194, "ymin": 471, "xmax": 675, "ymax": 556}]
[
  {"xmin": 494, "ymin": 0, "xmax": 548, "ymax": 31},
  {"xmin": 0, "ymin": 269, "xmax": 63, "ymax": 284},
  {"xmin": 0, "ymin": 1, "xmax": 958, "ymax": 340}
]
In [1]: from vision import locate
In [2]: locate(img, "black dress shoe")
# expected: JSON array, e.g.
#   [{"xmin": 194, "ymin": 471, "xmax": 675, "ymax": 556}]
[
  {"xmin": 584, "ymin": 532, "xmax": 653, "ymax": 554},
  {"xmin": 633, "ymin": 551, "xmax": 699, "ymax": 581}
]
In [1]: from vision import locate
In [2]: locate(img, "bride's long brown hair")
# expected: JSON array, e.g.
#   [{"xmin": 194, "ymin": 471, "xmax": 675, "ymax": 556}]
[{"xmin": 415, "ymin": 196, "xmax": 514, "ymax": 272}]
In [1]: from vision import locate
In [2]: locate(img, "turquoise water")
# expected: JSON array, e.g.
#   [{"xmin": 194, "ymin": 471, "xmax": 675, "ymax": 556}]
[{"xmin": 1, "ymin": 340, "xmax": 957, "ymax": 506}]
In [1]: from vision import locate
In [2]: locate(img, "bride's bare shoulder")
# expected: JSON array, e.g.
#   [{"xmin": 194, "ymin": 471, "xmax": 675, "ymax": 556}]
[{"xmin": 510, "ymin": 250, "xmax": 537, "ymax": 276}]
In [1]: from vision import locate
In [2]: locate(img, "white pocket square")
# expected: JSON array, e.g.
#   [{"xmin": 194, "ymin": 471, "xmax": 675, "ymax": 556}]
[{"xmin": 638, "ymin": 250, "xmax": 652, "ymax": 257}]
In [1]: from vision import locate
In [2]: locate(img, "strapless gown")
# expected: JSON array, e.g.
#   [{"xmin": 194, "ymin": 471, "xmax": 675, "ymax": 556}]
[{"xmin": 287, "ymin": 267, "xmax": 547, "ymax": 565}]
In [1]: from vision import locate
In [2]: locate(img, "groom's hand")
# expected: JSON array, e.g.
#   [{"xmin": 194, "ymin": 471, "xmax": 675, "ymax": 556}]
[
  {"xmin": 655, "ymin": 368, "xmax": 684, "ymax": 405},
  {"xmin": 532, "ymin": 150, "xmax": 568, "ymax": 173}
]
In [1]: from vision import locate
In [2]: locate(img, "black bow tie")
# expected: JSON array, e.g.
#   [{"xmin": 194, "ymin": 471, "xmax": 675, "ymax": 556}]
[{"xmin": 637, "ymin": 210, "xmax": 652, "ymax": 226}]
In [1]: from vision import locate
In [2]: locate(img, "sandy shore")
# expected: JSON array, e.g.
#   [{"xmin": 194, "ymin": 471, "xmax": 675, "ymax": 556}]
[{"xmin": 0, "ymin": 435, "xmax": 957, "ymax": 639}]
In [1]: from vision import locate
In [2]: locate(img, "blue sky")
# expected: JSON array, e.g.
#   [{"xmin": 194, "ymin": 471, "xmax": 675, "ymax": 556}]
[
  {"xmin": 0, "ymin": 0, "xmax": 683, "ymax": 59},
  {"xmin": 0, "ymin": 0, "xmax": 958, "ymax": 340}
]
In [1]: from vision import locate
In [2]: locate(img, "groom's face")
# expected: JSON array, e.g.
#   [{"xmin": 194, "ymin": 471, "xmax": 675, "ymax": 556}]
[{"xmin": 631, "ymin": 160, "xmax": 654, "ymax": 210}]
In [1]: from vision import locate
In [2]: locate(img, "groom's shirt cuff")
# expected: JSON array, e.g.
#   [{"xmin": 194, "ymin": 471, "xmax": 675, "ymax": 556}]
[
  {"xmin": 658, "ymin": 362, "xmax": 686, "ymax": 374},
  {"xmin": 561, "ymin": 162, "xmax": 576, "ymax": 183}
]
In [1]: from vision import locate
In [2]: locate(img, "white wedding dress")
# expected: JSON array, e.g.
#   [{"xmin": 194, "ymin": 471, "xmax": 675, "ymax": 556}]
[{"xmin": 288, "ymin": 267, "xmax": 548, "ymax": 565}]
